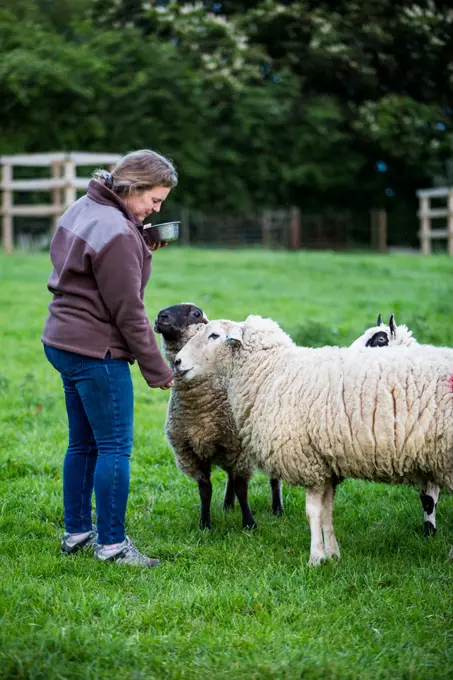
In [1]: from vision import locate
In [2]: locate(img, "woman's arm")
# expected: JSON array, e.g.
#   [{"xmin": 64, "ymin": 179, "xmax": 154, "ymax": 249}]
[{"xmin": 92, "ymin": 231, "xmax": 173, "ymax": 387}]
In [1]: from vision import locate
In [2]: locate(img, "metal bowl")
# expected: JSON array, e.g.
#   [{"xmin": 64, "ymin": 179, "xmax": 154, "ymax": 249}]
[{"xmin": 143, "ymin": 220, "xmax": 180, "ymax": 242}]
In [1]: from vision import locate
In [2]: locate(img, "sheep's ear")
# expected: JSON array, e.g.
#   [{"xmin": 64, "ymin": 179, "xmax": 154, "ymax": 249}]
[
  {"xmin": 389, "ymin": 314, "xmax": 396, "ymax": 338},
  {"xmin": 377, "ymin": 313, "xmax": 383, "ymax": 326},
  {"xmin": 226, "ymin": 325, "xmax": 243, "ymax": 347}
]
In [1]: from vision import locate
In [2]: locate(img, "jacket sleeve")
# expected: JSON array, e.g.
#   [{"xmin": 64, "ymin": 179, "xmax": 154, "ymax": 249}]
[{"xmin": 92, "ymin": 231, "xmax": 173, "ymax": 387}]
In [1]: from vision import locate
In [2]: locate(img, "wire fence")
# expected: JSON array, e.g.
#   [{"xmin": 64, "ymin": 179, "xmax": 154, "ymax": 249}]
[{"xmin": 1, "ymin": 152, "xmax": 436, "ymax": 254}]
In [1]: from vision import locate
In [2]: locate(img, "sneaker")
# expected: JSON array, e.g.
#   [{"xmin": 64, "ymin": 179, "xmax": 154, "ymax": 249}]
[
  {"xmin": 94, "ymin": 536, "xmax": 160, "ymax": 568},
  {"xmin": 61, "ymin": 526, "xmax": 98, "ymax": 555}
]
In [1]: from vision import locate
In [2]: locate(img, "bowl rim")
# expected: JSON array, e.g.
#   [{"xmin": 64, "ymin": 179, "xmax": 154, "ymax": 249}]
[{"xmin": 143, "ymin": 220, "xmax": 181, "ymax": 230}]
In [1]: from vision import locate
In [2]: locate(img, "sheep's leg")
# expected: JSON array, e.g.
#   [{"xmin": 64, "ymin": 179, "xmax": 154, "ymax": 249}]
[
  {"xmin": 223, "ymin": 473, "xmax": 236, "ymax": 511},
  {"xmin": 270, "ymin": 478, "xmax": 284, "ymax": 515},
  {"xmin": 321, "ymin": 482, "xmax": 340, "ymax": 560},
  {"xmin": 420, "ymin": 483, "xmax": 440, "ymax": 536},
  {"xmin": 233, "ymin": 475, "xmax": 257, "ymax": 530},
  {"xmin": 197, "ymin": 461, "xmax": 212, "ymax": 530},
  {"xmin": 306, "ymin": 488, "xmax": 327, "ymax": 566}
]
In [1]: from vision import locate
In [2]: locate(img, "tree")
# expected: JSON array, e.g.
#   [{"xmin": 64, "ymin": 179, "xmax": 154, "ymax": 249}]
[{"xmin": 2, "ymin": 0, "xmax": 452, "ymax": 235}]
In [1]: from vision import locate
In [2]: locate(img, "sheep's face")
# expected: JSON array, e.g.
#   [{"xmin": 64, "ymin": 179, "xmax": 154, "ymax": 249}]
[
  {"xmin": 154, "ymin": 303, "xmax": 208, "ymax": 341},
  {"xmin": 350, "ymin": 314, "xmax": 416, "ymax": 349},
  {"xmin": 173, "ymin": 320, "xmax": 243, "ymax": 381},
  {"xmin": 363, "ymin": 328, "xmax": 391, "ymax": 348}
]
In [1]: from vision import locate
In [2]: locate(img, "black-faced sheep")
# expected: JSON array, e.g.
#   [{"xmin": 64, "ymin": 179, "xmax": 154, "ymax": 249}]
[
  {"xmin": 352, "ymin": 313, "xmax": 439, "ymax": 536},
  {"xmin": 154, "ymin": 303, "xmax": 284, "ymax": 531}
]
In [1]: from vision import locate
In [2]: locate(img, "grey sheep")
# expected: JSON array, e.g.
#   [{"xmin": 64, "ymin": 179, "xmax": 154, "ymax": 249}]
[{"xmin": 154, "ymin": 303, "xmax": 284, "ymax": 530}]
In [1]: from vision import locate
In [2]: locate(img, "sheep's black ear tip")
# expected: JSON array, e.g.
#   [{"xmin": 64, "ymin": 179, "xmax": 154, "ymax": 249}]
[
  {"xmin": 389, "ymin": 313, "xmax": 396, "ymax": 337},
  {"xmin": 377, "ymin": 313, "xmax": 382, "ymax": 326}
]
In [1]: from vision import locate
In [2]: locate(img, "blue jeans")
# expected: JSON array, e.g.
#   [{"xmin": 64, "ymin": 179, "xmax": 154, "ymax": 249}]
[{"xmin": 44, "ymin": 345, "xmax": 134, "ymax": 545}]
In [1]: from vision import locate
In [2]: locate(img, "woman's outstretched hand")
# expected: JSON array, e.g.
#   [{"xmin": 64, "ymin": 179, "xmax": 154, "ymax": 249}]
[{"xmin": 160, "ymin": 380, "xmax": 174, "ymax": 390}]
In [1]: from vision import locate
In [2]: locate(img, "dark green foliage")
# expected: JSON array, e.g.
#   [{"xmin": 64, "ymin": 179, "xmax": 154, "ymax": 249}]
[{"xmin": 1, "ymin": 1, "xmax": 453, "ymax": 237}]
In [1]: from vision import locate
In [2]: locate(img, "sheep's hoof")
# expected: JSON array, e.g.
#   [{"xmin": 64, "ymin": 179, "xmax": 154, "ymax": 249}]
[
  {"xmin": 200, "ymin": 520, "xmax": 212, "ymax": 531},
  {"xmin": 326, "ymin": 551, "xmax": 340, "ymax": 562},
  {"xmin": 272, "ymin": 504, "xmax": 285, "ymax": 516},
  {"xmin": 424, "ymin": 521, "xmax": 436, "ymax": 537},
  {"xmin": 243, "ymin": 520, "xmax": 258, "ymax": 531},
  {"xmin": 307, "ymin": 554, "xmax": 326, "ymax": 567},
  {"xmin": 325, "ymin": 541, "xmax": 341, "ymax": 560}
]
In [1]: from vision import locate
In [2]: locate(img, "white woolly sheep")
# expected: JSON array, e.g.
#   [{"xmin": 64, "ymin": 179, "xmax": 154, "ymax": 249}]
[
  {"xmin": 154, "ymin": 303, "xmax": 284, "ymax": 530},
  {"xmin": 352, "ymin": 313, "xmax": 440, "ymax": 536},
  {"xmin": 174, "ymin": 315, "xmax": 453, "ymax": 565},
  {"xmin": 157, "ymin": 305, "xmax": 438, "ymax": 535}
]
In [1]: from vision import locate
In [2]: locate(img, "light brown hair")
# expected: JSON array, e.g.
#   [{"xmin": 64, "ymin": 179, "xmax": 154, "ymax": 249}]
[{"xmin": 94, "ymin": 149, "xmax": 178, "ymax": 196}]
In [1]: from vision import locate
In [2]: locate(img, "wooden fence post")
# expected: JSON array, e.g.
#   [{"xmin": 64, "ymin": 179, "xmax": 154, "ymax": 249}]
[
  {"xmin": 289, "ymin": 206, "xmax": 301, "ymax": 250},
  {"xmin": 63, "ymin": 157, "xmax": 76, "ymax": 208},
  {"xmin": 51, "ymin": 160, "xmax": 63, "ymax": 232},
  {"xmin": 419, "ymin": 195, "xmax": 431, "ymax": 254},
  {"xmin": 260, "ymin": 210, "xmax": 271, "ymax": 248},
  {"xmin": 1, "ymin": 163, "xmax": 13, "ymax": 253},
  {"xmin": 370, "ymin": 208, "xmax": 388, "ymax": 253},
  {"xmin": 448, "ymin": 191, "xmax": 453, "ymax": 257},
  {"xmin": 377, "ymin": 208, "xmax": 387, "ymax": 253}
]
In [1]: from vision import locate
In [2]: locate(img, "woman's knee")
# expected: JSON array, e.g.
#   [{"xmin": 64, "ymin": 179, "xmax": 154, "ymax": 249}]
[{"xmin": 67, "ymin": 438, "xmax": 98, "ymax": 456}]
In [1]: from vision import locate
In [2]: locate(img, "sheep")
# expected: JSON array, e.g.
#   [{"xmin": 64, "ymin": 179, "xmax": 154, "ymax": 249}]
[
  {"xmin": 157, "ymin": 304, "xmax": 438, "ymax": 536},
  {"xmin": 154, "ymin": 303, "xmax": 284, "ymax": 531},
  {"xmin": 352, "ymin": 313, "xmax": 440, "ymax": 536},
  {"xmin": 173, "ymin": 315, "xmax": 453, "ymax": 565},
  {"xmin": 154, "ymin": 304, "xmax": 403, "ymax": 532},
  {"xmin": 350, "ymin": 313, "xmax": 417, "ymax": 349}
]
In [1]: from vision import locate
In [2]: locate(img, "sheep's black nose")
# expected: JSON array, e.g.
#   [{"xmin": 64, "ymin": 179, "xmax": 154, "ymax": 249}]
[
  {"xmin": 158, "ymin": 312, "xmax": 169, "ymax": 321},
  {"xmin": 174, "ymin": 358, "xmax": 181, "ymax": 367}
]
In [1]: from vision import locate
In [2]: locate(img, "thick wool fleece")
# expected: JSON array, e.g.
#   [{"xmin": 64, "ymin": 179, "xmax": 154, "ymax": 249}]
[
  {"xmin": 163, "ymin": 323, "xmax": 254, "ymax": 481},
  {"xmin": 351, "ymin": 321, "xmax": 441, "ymax": 537},
  {"xmin": 177, "ymin": 316, "xmax": 453, "ymax": 491}
]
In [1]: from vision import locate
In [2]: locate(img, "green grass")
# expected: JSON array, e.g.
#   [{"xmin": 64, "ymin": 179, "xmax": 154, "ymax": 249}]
[{"xmin": 1, "ymin": 248, "xmax": 453, "ymax": 680}]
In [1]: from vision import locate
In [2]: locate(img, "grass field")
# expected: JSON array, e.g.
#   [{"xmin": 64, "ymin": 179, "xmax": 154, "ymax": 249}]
[{"xmin": 1, "ymin": 247, "xmax": 453, "ymax": 680}]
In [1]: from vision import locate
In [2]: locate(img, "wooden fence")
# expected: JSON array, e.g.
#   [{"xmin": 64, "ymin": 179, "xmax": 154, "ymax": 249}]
[
  {"xmin": 1, "ymin": 152, "xmax": 389, "ymax": 253},
  {"xmin": 0, "ymin": 152, "xmax": 121, "ymax": 253},
  {"xmin": 417, "ymin": 186, "xmax": 453, "ymax": 255}
]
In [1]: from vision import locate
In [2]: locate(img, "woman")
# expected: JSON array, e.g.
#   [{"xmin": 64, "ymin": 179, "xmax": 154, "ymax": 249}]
[{"xmin": 42, "ymin": 149, "xmax": 176, "ymax": 567}]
